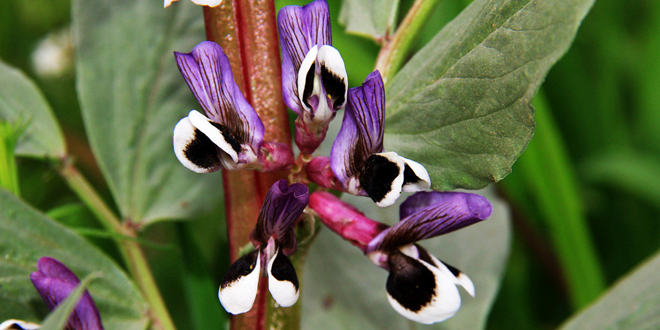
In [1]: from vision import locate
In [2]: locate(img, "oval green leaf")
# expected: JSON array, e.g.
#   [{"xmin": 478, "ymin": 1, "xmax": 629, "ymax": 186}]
[
  {"xmin": 339, "ymin": 0, "xmax": 400, "ymax": 40},
  {"xmin": 384, "ymin": 0, "xmax": 595, "ymax": 190},
  {"xmin": 0, "ymin": 189, "xmax": 149, "ymax": 330},
  {"xmin": 0, "ymin": 60, "xmax": 66, "ymax": 159},
  {"xmin": 560, "ymin": 249, "xmax": 660, "ymax": 330},
  {"xmin": 73, "ymin": 0, "xmax": 223, "ymax": 225}
]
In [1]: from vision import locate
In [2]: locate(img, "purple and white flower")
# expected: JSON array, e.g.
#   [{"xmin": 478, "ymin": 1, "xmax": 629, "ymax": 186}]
[
  {"xmin": 30, "ymin": 257, "xmax": 104, "ymax": 330},
  {"xmin": 328, "ymin": 71, "xmax": 431, "ymax": 207},
  {"xmin": 173, "ymin": 41, "xmax": 267, "ymax": 172},
  {"xmin": 218, "ymin": 180, "xmax": 309, "ymax": 314},
  {"xmin": 278, "ymin": 0, "xmax": 348, "ymax": 154},
  {"xmin": 309, "ymin": 191, "xmax": 492, "ymax": 324}
]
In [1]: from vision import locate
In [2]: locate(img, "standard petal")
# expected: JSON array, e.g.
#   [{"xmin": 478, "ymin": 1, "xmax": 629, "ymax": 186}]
[
  {"xmin": 0, "ymin": 320, "xmax": 40, "ymax": 330},
  {"xmin": 218, "ymin": 250, "xmax": 261, "ymax": 315},
  {"xmin": 267, "ymin": 248, "xmax": 299, "ymax": 307},
  {"xmin": 172, "ymin": 115, "xmax": 222, "ymax": 173},
  {"xmin": 330, "ymin": 71, "xmax": 385, "ymax": 188},
  {"xmin": 386, "ymin": 250, "xmax": 461, "ymax": 324},
  {"xmin": 251, "ymin": 180, "xmax": 309, "ymax": 252},
  {"xmin": 278, "ymin": 0, "xmax": 331, "ymax": 115},
  {"xmin": 174, "ymin": 41, "xmax": 263, "ymax": 150},
  {"xmin": 30, "ymin": 257, "xmax": 104, "ymax": 330},
  {"xmin": 367, "ymin": 192, "xmax": 492, "ymax": 253}
]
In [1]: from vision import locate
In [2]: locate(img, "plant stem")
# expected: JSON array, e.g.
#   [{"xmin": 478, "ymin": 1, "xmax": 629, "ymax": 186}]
[
  {"xmin": 59, "ymin": 160, "xmax": 177, "ymax": 330},
  {"xmin": 375, "ymin": 0, "xmax": 442, "ymax": 84},
  {"xmin": 0, "ymin": 121, "xmax": 22, "ymax": 196},
  {"xmin": 204, "ymin": 0, "xmax": 292, "ymax": 329}
]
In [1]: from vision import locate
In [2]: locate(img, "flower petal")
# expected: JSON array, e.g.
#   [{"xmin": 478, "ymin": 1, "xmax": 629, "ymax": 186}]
[
  {"xmin": 386, "ymin": 250, "xmax": 461, "ymax": 324},
  {"xmin": 317, "ymin": 45, "xmax": 347, "ymax": 111},
  {"xmin": 412, "ymin": 245, "xmax": 475, "ymax": 297},
  {"xmin": 163, "ymin": 0, "xmax": 178, "ymax": 8},
  {"xmin": 267, "ymin": 248, "xmax": 299, "ymax": 307},
  {"xmin": 278, "ymin": 0, "xmax": 331, "ymax": 115},
  {"xmin": 358, "ymin": 152, "xmax": 405, "ymax": 207},
  {"xmin": 367, "ymin": 192, "xmax": 491, "ymax": 253},
  {"xmin": 330, "ymin": 71, "xmax": 385, "ymax": 187},
  {"xmin": 174, "ymin": 41, "xmax": 264, "ymax": 151},
  {"xmin": 218, "ymin": 250, "xmax": 261, "ymax": 315},
  {"xmin": 399, "ymin": 191, "xmax": 493, "ymax": 222},
  {"xmin": 251, "ymin": 180, "xmax": 309, "ymax": 253},
  {"xmin": 30, "ymin": 257, "xmax": 104, "ymax": 330},
  {"xmin": 400, "ymin": 156, "xmax": 431, "ymax": 192},
  {"xmin": 172, "ymin": 115, "xmax": 222, "ymax": 173},
  {"xmin": 190, "ymin": 0, "xmax": 223, "ymax": 7},
  {"xmin": 0, "ymin": 320, "xmax": 40, "ymax": 330}
]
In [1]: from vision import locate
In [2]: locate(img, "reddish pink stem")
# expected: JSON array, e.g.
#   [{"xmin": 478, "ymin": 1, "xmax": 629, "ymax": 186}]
[{"xmin": 203, "ymin": 1, "xmax": 290, "ymax": 329}]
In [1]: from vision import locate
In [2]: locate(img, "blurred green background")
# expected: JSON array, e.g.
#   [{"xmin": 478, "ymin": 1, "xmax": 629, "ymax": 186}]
[{"xmin": 2, "ymin": 0, "xmax": 660, "ymax": 329}]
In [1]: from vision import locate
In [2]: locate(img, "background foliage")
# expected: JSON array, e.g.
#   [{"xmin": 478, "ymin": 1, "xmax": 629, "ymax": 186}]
[{"xmin": 1, "ymin": 0, "xmax": 660, "ymax": 329}]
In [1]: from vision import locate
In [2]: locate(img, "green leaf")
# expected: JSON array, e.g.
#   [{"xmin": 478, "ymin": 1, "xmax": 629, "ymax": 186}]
[
  {"xmin": 0, "ymin": 60, "xmax": 66, "ymax": 159},
  {"xmin": 73, "ymin": 0, "xmax": 222, "ymax": 225},
  {"xmin": 384, "ymin": 0, "xmax": 595, "ymax": 190},
  {"xmin": 580, "ymin": 149, "xmax": 660, "ymax": 211},
  {"xmin": 301, "ymin": 187, "xmax": 511, "ymax": 329},
  {"xmin": 339, "ymin": 0, "xmax": 400, "ymax": 40},
  {"xmin": 560, "ymin": 249, "xmax": 660, "ymax": 330},
  {"xmin": 0, "ymin": 189, "xmax": 149, "ymax": 330},
  {"xmin": 40, "ymin": 273, "xmax": 100, "ymax": 330}
]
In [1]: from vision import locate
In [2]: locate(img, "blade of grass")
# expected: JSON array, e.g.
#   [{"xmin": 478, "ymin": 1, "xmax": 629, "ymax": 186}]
[{"xmin": 501, "ymin": 90, "xmax": 605, "ymax": 309}]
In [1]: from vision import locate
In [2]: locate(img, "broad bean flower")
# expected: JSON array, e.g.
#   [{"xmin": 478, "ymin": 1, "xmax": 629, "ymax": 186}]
[
  {"xmin": 218, "ymin": 180, "xmax": 309, "ymax": 314},
  {"xmin": 173, "ymin": 41, "xmax": 292, "ymax": 173},
  {"xmin": 278, "ymin": 0, "xmax": 348, "ymax": 154},
  {"xmin": 309, "ymin": 71, "xmax": 431, "ymax": 207},
  {"xmin": 30, "ymin": 257, "xmax": 104, "ymax": 330},
  {"xmin": 309, "ymin": 191, "xmax": 492, "ymax": 324}
]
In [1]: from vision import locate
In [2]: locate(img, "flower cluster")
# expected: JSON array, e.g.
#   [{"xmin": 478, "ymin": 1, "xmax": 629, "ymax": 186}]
[{"xmin": 167, "ymin": 0, "xmax": 492, "ymax": 325}]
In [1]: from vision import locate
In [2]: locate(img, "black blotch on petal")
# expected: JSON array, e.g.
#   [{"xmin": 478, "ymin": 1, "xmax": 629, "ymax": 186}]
[
  {"xmin": 7, "ymin": 324, "xmax": 26, "ymax": 330},
  {"xmin": 270, "ymin": 250, "xmax": 299, "ymax": 290},
  {"xmin": 210, "ymin": 122, "xmax": 242, "ymax": 154},
  {"xmin": 221, "ymin": 249, "xmax": 259, "ymax": 289},
  {"xmin": 439, "ymin": 260, "xmax": 462, "ymax": 277},
  {"xmin": 184, "ymin": 128, "xmax": 221, "ymax": 169},
  {"xmin": 386, "ymin": 251, "xmax": 436, "ymax": 313},
  {"xmin": 302, "ymin": 62, "xmax": 316, "ymax": 109},
  {"xmin": 403, "ymin": 163, "xmax": 422, "ymax": 186},
  {"xmin": 320, "ymin": 63, "xmax": 346, "ymax": 109},
  {"xmin": 416, "ymin": 245, "xmax": 437, "ymax": 267},
  {"xmin": 359, "ymin": 154, "xmax": 400, "ymax": 204}
]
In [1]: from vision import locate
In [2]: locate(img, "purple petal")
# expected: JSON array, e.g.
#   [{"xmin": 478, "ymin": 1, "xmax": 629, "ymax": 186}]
[
  {"xmin": 366, "ymin": 192, "xmax": 492, "ymax": 253},
  {"xmin": 30, "ymin": 257, "xmax": 104, "ymax": 330},
  {"xmin": 330, "ymin": 71, "xmax": 385, "ymax": 187},
  {"xmin": 278, "ymin": 0, "xmax": 331, "ymax": 116},
  {"xmin": 251, "ymin": 180, "xmax": 310, "ymax": 253},
  {"xmin": 174, "ymin": 41, "xmax": 264, "ymax": 150}
]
